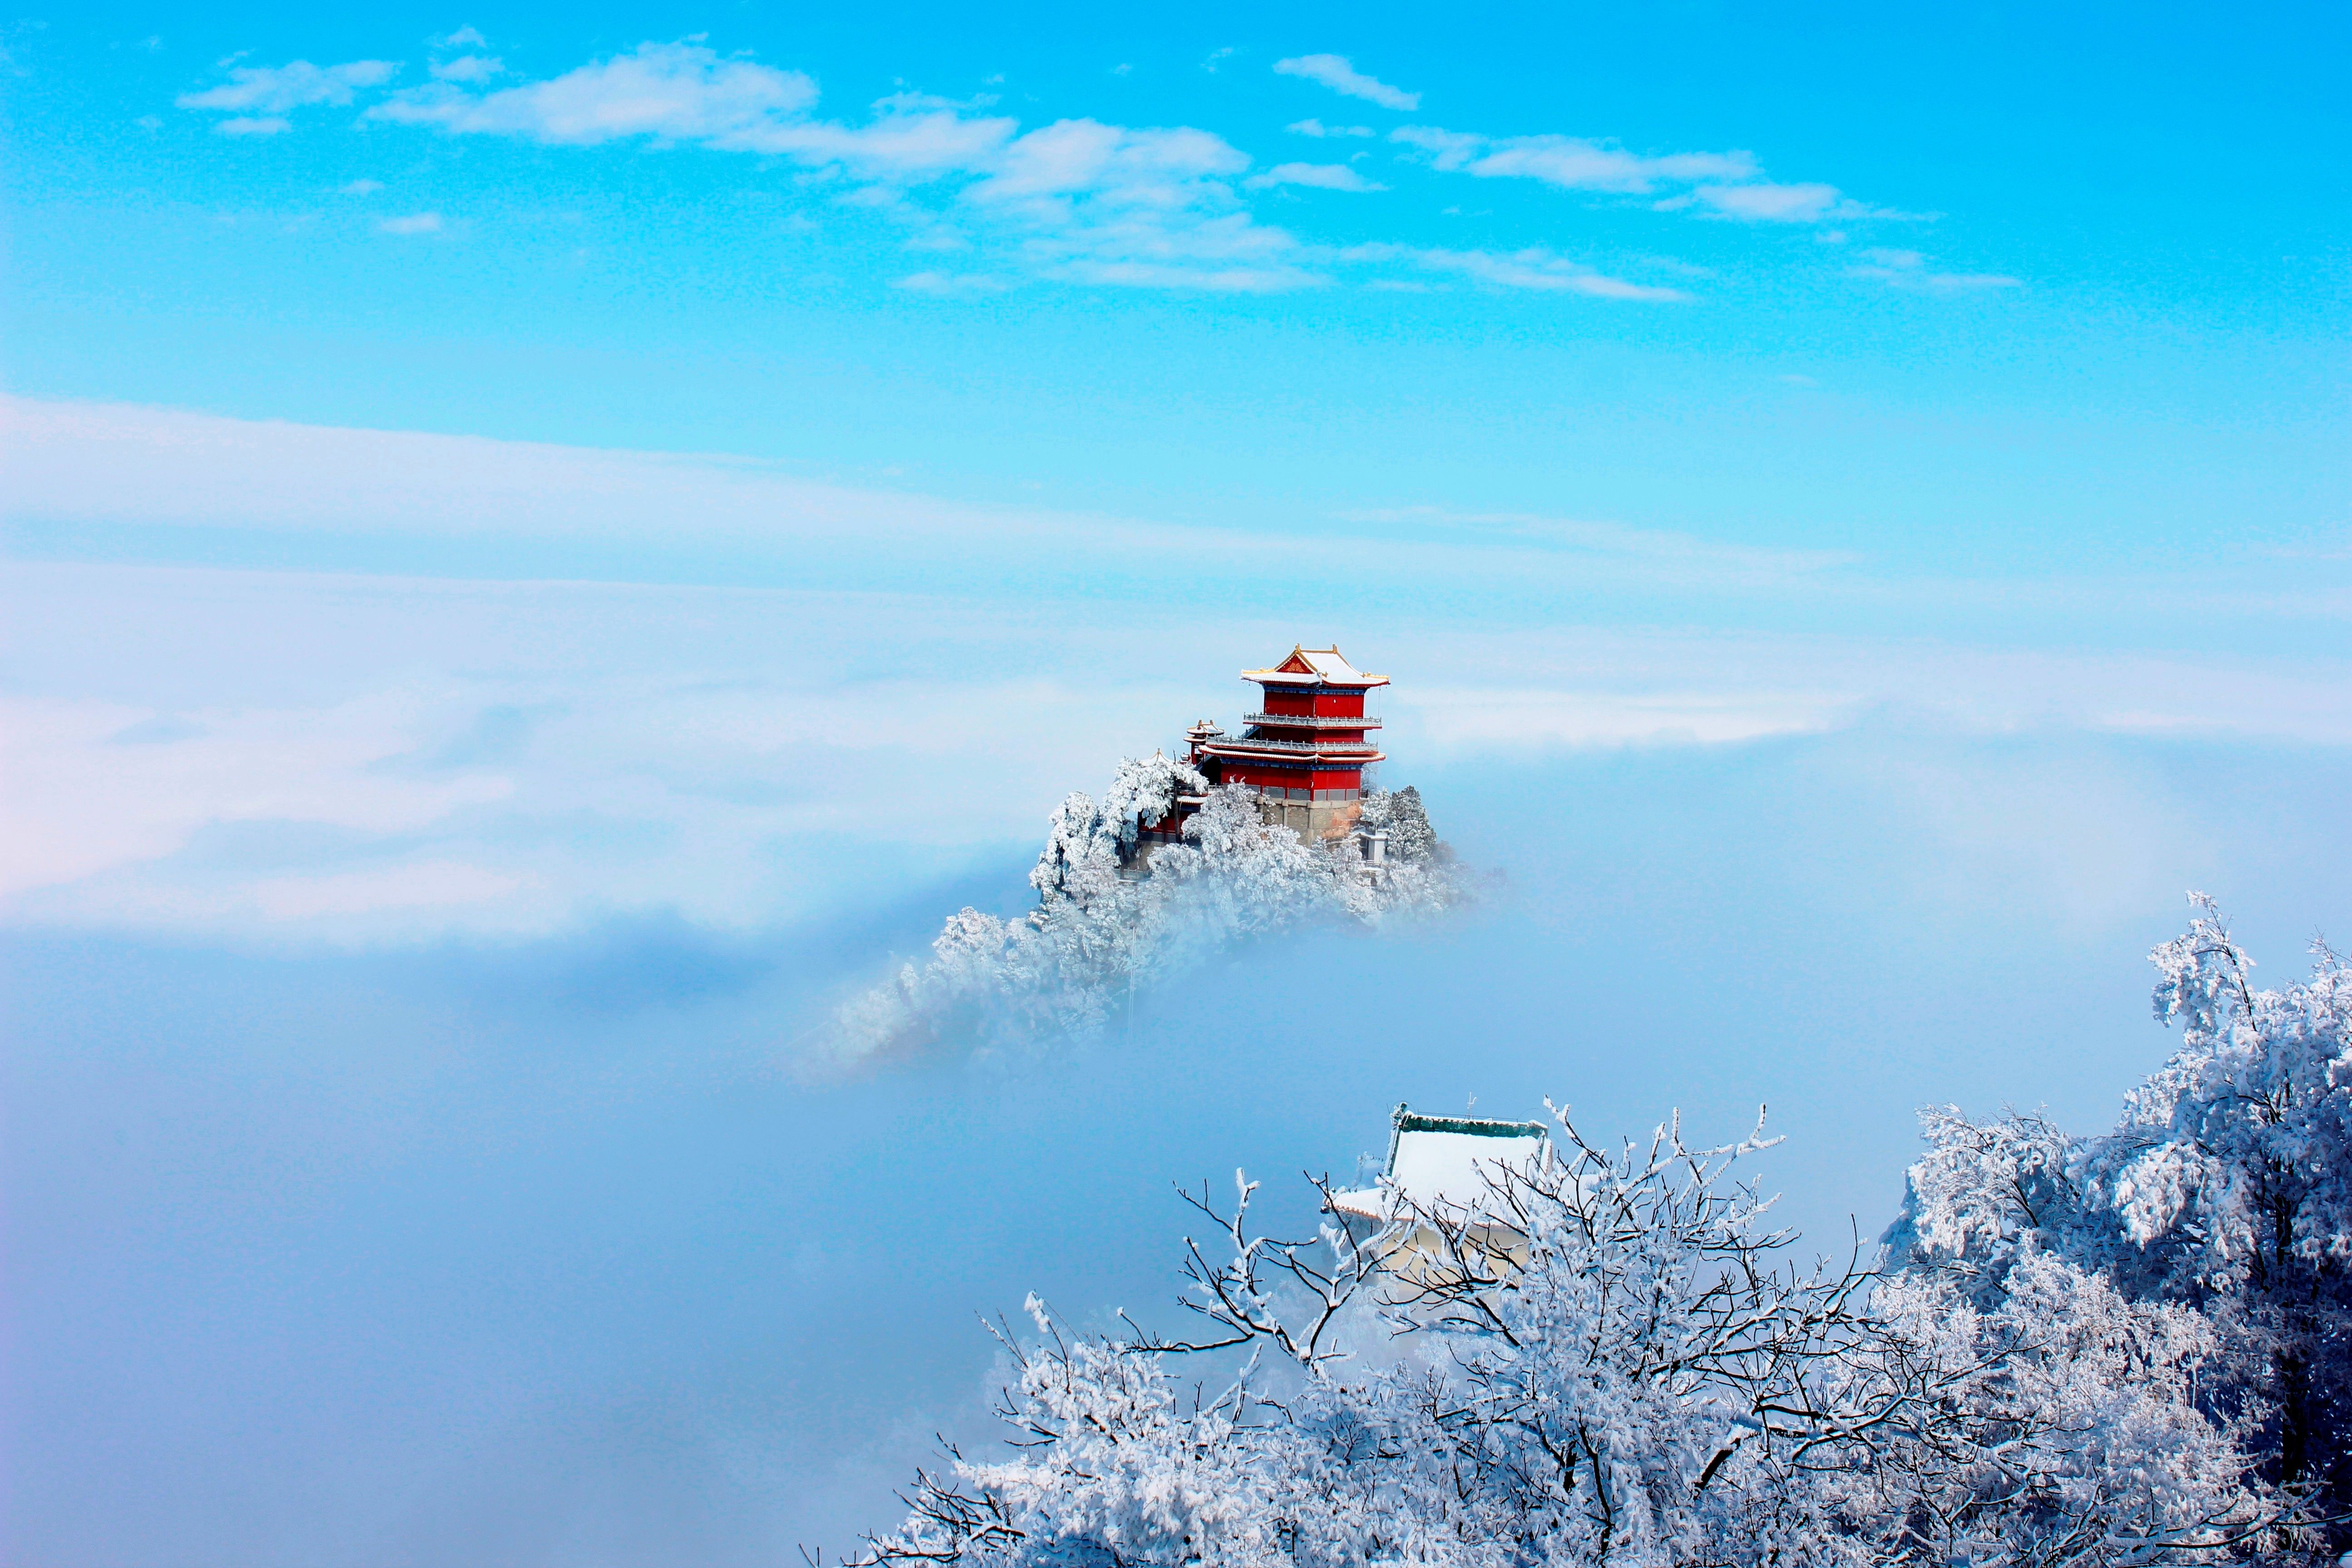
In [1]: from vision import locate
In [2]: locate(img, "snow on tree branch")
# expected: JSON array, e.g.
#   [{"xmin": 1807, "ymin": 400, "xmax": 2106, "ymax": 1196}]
[
  {"xmin": 852, "ymin": 1102, "xmax": 2289, "ymax": 1568},
  {"xmin": 1886, "ymin": 893, "xmax": 2352, "ymax": 1551},
  {"xmin": 812, "ymin": 762, "xmax": 1470, "ymax": 1074}
]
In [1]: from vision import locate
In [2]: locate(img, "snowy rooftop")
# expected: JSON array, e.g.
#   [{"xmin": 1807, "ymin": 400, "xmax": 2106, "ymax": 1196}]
[
  {"xmin": 1243, "ymin": 645, "xmax": 1390, "ymax": 688},
  {"xmin": 1328, "ymin": 1105, "xmax": 1550, "ymax": 1223}
]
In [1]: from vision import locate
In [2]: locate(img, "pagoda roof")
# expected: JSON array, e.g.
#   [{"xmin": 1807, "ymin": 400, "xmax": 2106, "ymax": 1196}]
[{"xmin": 1243, "ymin": 644, "xmax": 1389, "ymax": 689}]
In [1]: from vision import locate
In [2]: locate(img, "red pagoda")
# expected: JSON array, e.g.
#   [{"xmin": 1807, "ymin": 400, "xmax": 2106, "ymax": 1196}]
[{"xmin": 1179, "ymin": 645, "xmax": 1389, "ymax": 844}]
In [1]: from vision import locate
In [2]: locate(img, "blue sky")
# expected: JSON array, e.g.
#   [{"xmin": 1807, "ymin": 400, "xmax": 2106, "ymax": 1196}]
[
  {"xmin": 3, "ymin": 3, "xmax": 2350, "ymax": 1562},
  {"xmin": 8, "ymin": 0, "xmax": 2347, "ymax": 575}
]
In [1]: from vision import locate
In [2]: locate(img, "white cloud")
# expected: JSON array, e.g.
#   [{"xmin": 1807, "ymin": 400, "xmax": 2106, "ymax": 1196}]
[
  {"xmin": 868, "ymin": 89, "xmax": 1002, "ymax": 114},
  {"xmin": 962, "ymin": 120, "xmax": 1310, "ymax": 291},
  {"xmin": 0, "ymin": 564, "xmax": 1232, "ymax": 938},
  {"xmin": 1030, "ymin": 205, "xmax": 1320, "ymax": 293},
  {"xmin": 1286, "ymin": 118, "xmax": 1374, "ymax": 138},
  {"xmin": 1387, "ymin": 125, "xmax": 1483, "ymax": 166},
  {"xmin": 1273, "ymin": 54, "xmax": 1420, "ymax": 111},
  {"xmin": 224, "ymin": 33, "xmax": 1910, "ymax": 297},
  {"xmin": 216, "ymin": 115, "xmax": 292, "ymax": 137},
  {"xmin": 370, "ymin": 40, "xmax": 814, "ymax": 142},
  {"xmin": 1243, "ymin": 161, "xmax": 1383, "ymax": 192},
  {"xmin": 431, "ymin": 26, "xmax": 489, "ymax": 49},
  {"xmin": 735, "ymin": 109, "xmax": 1020, "ymax": 179},
  {"xmin": 1389, "ymin": 123, "xmax": 1913, "ymax": 230},
  {"xmin": 1849, "ymin": 246, "xmax": 2021, "ymax": 291},
  {"xmin": 1686, "ymin": 181, "xmax": 1845, "ymax": 220},
  {"xmin": 177, "ymin": 58, "xmax": 399, "ymax": 118},
  {"xmin": 10, "ymin": 540, "xmax": 2350, "ymax": 943},
  {"xmin": 365, "ymin": 42, "xmax": 1309, "ymax": 292},
  {"xmin": 0, "ymin": 690, "xmax": 516, "ymax": 905},
  {"xmin": 1394, "ymin": 628, "xmax": 2352, "ymax": 756},
  {"xmin": 967, "ymin": 118, "xmax": 1245, "ymax": 202},
  {"xmin": 1393, "ymin": 127, "xmax": 1755, "ymax": 191},
  {"xmin": 894, "ymin": 270, "xmax": 1017, "ymax": 294},
  {"xmin": 0, "ymin": 397, "xmax": 1862, "ymax": 598},
  {"xmin": 377, "ymin": 211, "xmax": 442, "ymax": 235},
  {"xmin": 1413, "ymin": 683, "xmax": 1849, "ymax": 748},
  {"xmin": 1051, "ymin": 257, "xmax": 1319, "ymax": 292},
  {"xmin": 1343, "ymin": 243, "xmax": 1687, "ymax": 300},
  {"xmin": 338, "ymin": 177, "xmax": 383, "ymax": 195},
  {"xmin": 428, "ymin": 53, "xmax": 501, "ymax": 83}
]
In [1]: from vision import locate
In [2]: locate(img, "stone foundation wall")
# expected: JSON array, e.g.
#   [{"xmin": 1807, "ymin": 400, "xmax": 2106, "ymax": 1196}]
[{"xmin": 1260, "ymin": 796, "xmax": 1362, "ymax": 844}]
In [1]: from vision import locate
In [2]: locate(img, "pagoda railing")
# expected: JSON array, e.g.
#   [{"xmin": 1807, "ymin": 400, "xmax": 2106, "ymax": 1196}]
[
  {"xmin": 1203, "ymin": 735, "xmax": 1383, "ymax": 755},
  {"xmin": 1240, "ymin": 711, "xmax": 1382, "ymax": 729}
]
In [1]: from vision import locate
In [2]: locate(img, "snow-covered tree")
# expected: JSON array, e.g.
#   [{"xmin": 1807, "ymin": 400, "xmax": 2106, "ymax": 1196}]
[
  {"xmin": 1858, "ymin": 1245, "xmax": 2268, "ymax": 1566},
  {"xmin": 1032, "ymin": 754, "xmax": 1212, "ymax": 902},
  {"xmin": 815, "ymin": 764, "xmax": 1468, "ymax": 1073},
  {"xmin": 1357, "ymin": 785, "xmax": 1441, "ymax": 865},
  {"xmin": 1885, "ymin": 894, "xmax": 2352, "ymax": 1549},
  {"xmin": 859, "ymin": 1103, "xmax": 2279, "ymax": 1568}
]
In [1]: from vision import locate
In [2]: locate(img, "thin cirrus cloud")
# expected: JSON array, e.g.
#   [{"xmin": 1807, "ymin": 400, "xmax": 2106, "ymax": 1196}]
[
  {"xmin": 1390, "ymin": 124, "xmax": 1891, "ymax": 225},
  {"xmin": 1245, "ymin": 162, "xmax": 1384, "ymax": 192},
  {"xmin": 1343, "ymin": 243, "xmax": 1689, "ymax": 301},
  {"xmin": 1393, "ymin": 126, "xmax": 1757, "ymax": 190},
  {"xmin": 1848, "ymin": 247, "xmax": 2020, "ymax": 290},
  {"xmin": 377, "ymin": 212, "xmax": 442, "ymax": 235},
  {"xmin": 1272, "ymin": 54, "xmax": 1421, "ymax": 112},
  {"xmin": 1285, "ymin": 118, "xmax": 1375, "ymax": 139}
]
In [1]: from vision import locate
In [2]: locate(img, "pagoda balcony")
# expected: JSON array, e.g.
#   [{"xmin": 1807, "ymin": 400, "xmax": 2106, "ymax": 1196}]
[
  {"xmin": 1240, "ymin": 711, "xmax": 1382, "ymax": 730},
  {"xmin": 1207, "ymin": 736, "xmax": 1384, "ymax": 756}
]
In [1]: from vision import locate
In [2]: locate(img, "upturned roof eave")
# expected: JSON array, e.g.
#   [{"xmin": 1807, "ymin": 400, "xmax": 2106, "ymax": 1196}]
[{"xmin": 1241, "ymin": 671, "xmax": 1391, "ymax": 688}]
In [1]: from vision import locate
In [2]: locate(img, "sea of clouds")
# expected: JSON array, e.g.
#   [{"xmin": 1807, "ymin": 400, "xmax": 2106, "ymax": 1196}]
[{"xmin": 8, "ymin": 401, "xmax": 2352, "ymax": 1564}]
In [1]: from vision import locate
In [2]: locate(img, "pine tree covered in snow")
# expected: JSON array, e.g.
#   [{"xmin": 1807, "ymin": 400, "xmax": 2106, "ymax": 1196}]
[
  {"xmin": 819, "ymin": 758, "xmax": 1468, "ymax": 1072},
  {"xmin": 1357, "ymin": 785, "xmax": 1440, "ymax": 865}
]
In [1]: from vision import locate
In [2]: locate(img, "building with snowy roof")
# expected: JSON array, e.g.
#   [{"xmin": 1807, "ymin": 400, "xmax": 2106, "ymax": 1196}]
[
  {"xmin": 1174, "ymin": 644, "xmax": 1387, "ymax": 845},
  {"xmin": 1328, "ymin": 1103, "xmax": 1551, "ymax": 1274}
]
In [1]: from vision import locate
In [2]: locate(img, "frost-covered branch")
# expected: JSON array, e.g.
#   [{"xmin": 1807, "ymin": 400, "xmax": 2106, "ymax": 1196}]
[
  {"xmin": 847, "ymin": 893, "xmax": 2352, "ymax": 1568},
  {"xmin": 1884, "ymin": 892, "xmax": 2352, "ymax": 1554}
]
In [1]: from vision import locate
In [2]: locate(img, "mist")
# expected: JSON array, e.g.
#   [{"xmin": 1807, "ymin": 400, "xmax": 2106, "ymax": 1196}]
[{"xmin": 10, "ymin": 721, "xmax": 2348, "ymax": 1566}]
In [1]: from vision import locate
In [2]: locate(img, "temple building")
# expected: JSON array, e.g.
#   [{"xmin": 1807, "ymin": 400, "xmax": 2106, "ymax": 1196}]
[
  {"xmin": 1182, "ymin": 645, "xmax": 1388, "ymax": 843},
  {"xmin": 1326, "ymin": 1103, "xmax": 1552, "ymax": 1277}
]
